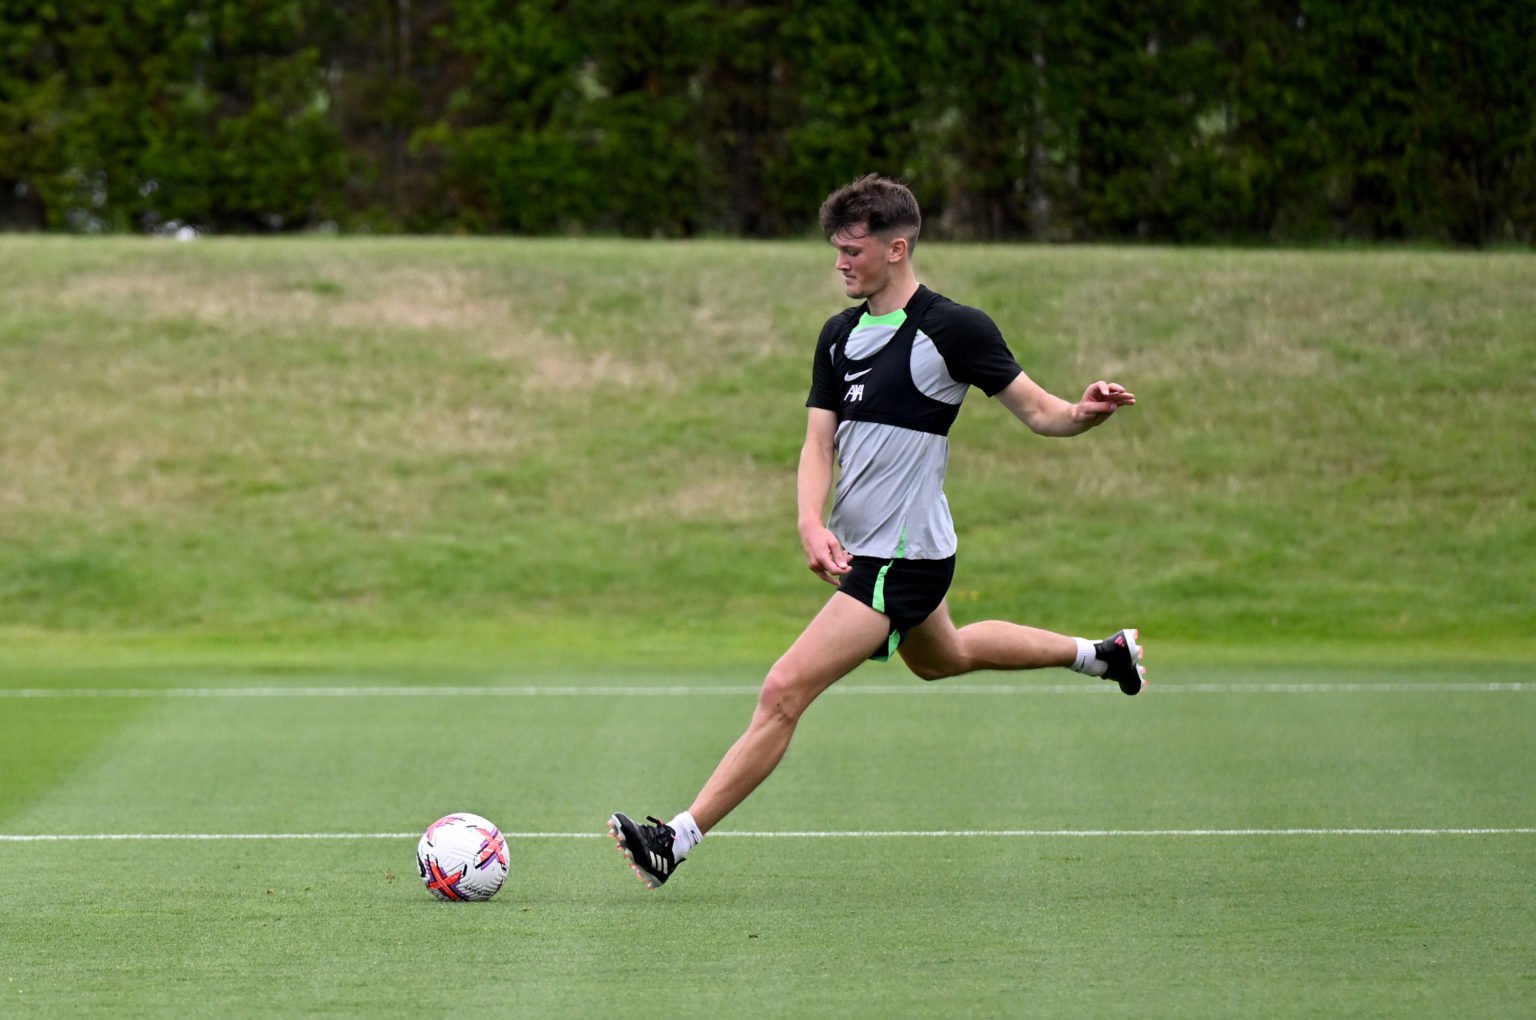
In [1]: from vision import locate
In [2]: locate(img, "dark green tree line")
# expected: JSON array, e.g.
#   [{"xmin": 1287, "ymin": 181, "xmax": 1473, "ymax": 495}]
[{"xmin": 1, "ymin": 0, "xmax": 1531, "ymax": 243}]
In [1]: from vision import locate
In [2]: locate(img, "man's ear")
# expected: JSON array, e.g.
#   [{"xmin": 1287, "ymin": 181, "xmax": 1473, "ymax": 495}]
[{"xmin": 888, "ymin": 236, "xmax": 908, "ymax": 262}]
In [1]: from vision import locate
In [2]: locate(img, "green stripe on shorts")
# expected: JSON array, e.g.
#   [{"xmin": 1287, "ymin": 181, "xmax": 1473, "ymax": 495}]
[
  {"xmin": 872, "ymin": 556, "xmax": 901, "ymax": 661},
  {"xmin": 872, "ymin": 560, "xmax": 892, "ymax": 614}
]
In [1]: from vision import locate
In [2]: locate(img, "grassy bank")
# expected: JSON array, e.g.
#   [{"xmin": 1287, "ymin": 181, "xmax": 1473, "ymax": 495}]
[{"xmin": 1, "ymin": 236, "xmax": 1532, "ymax": 665}]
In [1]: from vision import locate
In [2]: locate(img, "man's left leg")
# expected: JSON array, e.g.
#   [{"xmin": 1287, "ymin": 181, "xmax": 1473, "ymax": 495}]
[
  {"xmin": 899, "ymin": 600, "xmax": 1145, "ymax": 693},
  {"xmin": 897, "ymin": 600, "xmax": 1073, "ymax": 679}
]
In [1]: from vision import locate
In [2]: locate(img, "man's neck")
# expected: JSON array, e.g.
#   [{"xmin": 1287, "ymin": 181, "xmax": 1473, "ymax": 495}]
[{"xmin": 866, "ymin": 275, "xmax": 920, "ymax": 317}]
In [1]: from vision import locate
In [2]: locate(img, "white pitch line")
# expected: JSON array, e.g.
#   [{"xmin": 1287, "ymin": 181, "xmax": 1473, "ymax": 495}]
[
  {"xmin": 0, "ymin": 832, "xmax": 425, "ymax": 842},
  {"xmin": 0, "ymin": 682, "xmax": 1529, "ymax": 699},
  {"xmin": 1, "ymin": 828, "xmax": 1533, "ymax": 843},
  {"xmin": 727, "ymin": 828, "xmax": 1536, "ymax": 838}
]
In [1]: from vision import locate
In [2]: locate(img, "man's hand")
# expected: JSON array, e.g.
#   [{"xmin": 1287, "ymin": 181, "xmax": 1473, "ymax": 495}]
[
  {"xmin": 800, "ymin": 523, "xmax": 850, "ymax": 586},
  {"xmin": 1071, "ymin": 380, "xmax": 1136, "ymax": 426}
]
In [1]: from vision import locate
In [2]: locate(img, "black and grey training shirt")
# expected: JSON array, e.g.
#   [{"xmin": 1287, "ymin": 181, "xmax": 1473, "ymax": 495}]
[{"xmin": 805, "ymin": 285, "xmax": 1023, "ymax": 561}]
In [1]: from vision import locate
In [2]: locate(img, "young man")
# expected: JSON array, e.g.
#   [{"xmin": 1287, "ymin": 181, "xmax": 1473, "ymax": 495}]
[{"xmin": 609, "ymin": 174, "xmax": 1143, "ymax": 889}]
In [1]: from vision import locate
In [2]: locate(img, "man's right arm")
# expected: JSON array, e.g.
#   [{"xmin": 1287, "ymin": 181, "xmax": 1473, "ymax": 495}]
[{"xmin": 797, "ymin": 408, "xmax": 848, "ymax": 585}]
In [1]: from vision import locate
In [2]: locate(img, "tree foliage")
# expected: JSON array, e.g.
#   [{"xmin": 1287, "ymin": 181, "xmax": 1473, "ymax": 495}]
[{"xmin": 1, "ymin": 0, "xmax": 1530, "ymax": 243}]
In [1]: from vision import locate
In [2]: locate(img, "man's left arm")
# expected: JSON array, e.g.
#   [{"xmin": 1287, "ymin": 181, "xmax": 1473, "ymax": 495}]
[
  {"xmin": 926, "ymin": 303, "xmax": 1135, "ymax": 436},
  {"xmin": 996, "ymin": 372, "xmax": 1135, "ymax": 437}
]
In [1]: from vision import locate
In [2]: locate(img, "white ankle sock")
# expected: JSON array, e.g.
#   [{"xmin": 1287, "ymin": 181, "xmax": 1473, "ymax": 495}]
[
  {"xmin": 669, "ymin": 811, "xmax": 703, "ymax": 860},
  {"xmin": 1071, "ymin": 637, "xmax": 1108, "ymax": 677}
]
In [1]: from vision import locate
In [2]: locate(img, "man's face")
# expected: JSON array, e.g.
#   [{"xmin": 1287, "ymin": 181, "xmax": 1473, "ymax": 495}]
[{"xmin": 830, "ymin": 225, "xmax": 900, "ymax": 300}]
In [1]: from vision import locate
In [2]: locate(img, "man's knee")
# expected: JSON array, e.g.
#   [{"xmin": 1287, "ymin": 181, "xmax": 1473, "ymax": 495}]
[
  {"xmin": 756, "ymin": 664, "xmax": 819, "ymax": 724},
  {"xmin": 905, "ymin": 653, "xmax": 966, "ymax": 682}
]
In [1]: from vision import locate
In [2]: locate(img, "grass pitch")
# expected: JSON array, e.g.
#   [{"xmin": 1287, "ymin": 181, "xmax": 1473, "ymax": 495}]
[
  {"xmin": 2, "ymin": 661, "xmax": 1532, "ymax": 1017},
  {"xmin": 0, "ymin": 237, "xmax": 1532, "ymax": 1014}
]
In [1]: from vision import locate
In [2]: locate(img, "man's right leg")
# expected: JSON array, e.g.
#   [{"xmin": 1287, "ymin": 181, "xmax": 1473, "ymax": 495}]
[
  {"xmin": 687, "ymin": 591, "xmax": 892, "ymax": 833},
  {"xmin": 608, "ymin": 591, "xmax": 889, "ymax": 889}
]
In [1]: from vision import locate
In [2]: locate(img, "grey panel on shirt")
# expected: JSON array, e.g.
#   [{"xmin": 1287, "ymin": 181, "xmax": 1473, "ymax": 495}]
[{"xmin": 830, "ymin": 419, "xmax": 956, "ymax": 559}]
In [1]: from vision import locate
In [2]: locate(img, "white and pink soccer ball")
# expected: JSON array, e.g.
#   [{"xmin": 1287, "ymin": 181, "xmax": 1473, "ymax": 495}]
[{"xmin": 416, "ymin": 812, "xmax": 509, "ymax": 902}]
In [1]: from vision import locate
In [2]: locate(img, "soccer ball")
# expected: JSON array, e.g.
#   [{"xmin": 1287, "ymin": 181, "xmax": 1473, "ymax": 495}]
[{"xmin": 416, "ymin": 812, "xmax": 509, "ymax": 902}]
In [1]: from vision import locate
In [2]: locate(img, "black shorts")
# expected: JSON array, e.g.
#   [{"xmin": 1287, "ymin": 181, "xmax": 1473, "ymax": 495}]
[{"xmin": 837, "ymin": 555, "xmax": 957, "ymax": 662}]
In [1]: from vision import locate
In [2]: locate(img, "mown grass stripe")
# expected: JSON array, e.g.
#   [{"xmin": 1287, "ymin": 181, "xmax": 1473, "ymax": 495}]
[{"xmin": 0, "ymin": 682, "xmax": 1528, "ymax": 698}]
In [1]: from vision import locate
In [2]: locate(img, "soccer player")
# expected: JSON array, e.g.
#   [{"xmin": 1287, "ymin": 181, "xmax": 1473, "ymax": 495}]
[{"xmin": 609, "ymin": 174, "xmax": 1143, "ymax": 889}]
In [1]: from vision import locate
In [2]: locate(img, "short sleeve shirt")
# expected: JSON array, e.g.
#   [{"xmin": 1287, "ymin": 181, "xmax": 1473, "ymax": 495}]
[{"xmin": 805, "ymin": 286, "xmax": 1023, "ymax": 559}]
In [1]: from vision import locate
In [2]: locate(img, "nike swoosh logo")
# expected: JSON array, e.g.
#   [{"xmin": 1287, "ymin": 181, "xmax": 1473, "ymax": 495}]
[{"xmin": 843, "ymin": 368, "xmax": 873, "ymax": 381}]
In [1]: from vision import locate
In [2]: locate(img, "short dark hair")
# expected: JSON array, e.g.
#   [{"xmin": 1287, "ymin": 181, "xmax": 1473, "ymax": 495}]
[{"xmin": 819, "ymin": 174, "xmax": 922, "ymax": 248}]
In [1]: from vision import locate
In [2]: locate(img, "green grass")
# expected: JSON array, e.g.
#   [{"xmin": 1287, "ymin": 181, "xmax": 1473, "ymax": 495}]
[
  {"xmin": 0, "ymin": 238, "xmax": 1531, "ymax": 1013},
  {"xmin": 2, "ymin": 663, "xmax": 1532, "ymax": 1017},
  {"xmin": 1, "ymin": 237, "xmax": 1533, "ymax": 661}
]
